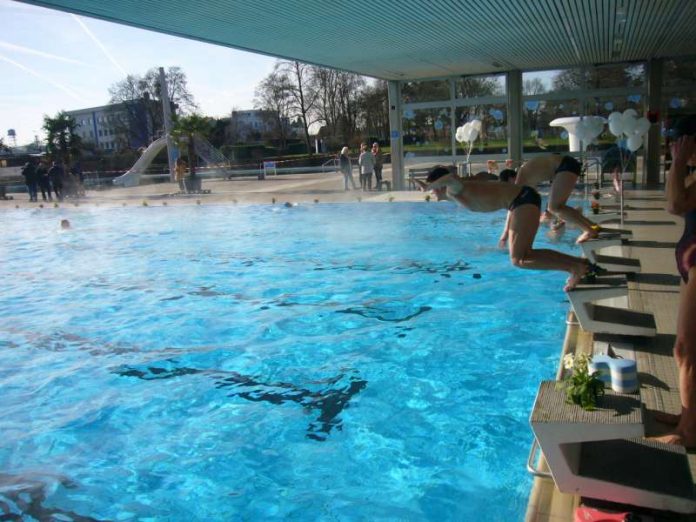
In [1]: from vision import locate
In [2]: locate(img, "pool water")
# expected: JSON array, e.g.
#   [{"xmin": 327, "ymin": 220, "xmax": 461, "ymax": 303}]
[{"xmin": 0, "ymin": 202, "xmax": 580, "ymax": 521}]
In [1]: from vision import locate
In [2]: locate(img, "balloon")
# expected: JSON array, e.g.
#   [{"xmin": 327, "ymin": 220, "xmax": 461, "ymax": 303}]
[
  {"xmin": 455, "ymin": 126, "xmax": 466, "ymax": 143},
  {"xmin": 471, "ymin": 119, "xmax": 482, "ymax": 132},
  {"xmin": 622, "ymin": 117, "xmax": 637, "ymax": 136},
  {"xmin": 623, "ymin": 108, "xmax": 638, "ymax": 119},
  {"xmin": 468, "ymin": 129, "xmax": 479, "ymax": 142},
  {"xmin": 635, "ymin": 117, "xmax": 650, "ymax": 135},
  {"xmin": 608, "ymin": 111, "xmax": 622, "ymax": 122},
  {"xmin": 627, "ymin": 134, "xmax": 642, "ymax": 151},
  {"xmin": 609, "ymin": 118, "xmax": 624, "ymax": 137}
]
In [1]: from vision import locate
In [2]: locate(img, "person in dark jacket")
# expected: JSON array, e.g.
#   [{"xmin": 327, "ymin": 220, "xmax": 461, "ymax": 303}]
[
  {"xmin": 21, "ymin": 160, "xmax": 39, "ymax": 202},
  {"xmin": 48, "ymin": 161, "xmax": 65, "ymax": 201},
  {"xmin": 36, "ymin": 160, "xmax": 52, "ymax": 201}
]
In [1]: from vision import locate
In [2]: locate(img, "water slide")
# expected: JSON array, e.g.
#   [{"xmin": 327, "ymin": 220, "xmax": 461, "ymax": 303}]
[
  {"xmin": 112, "ymin": 136, "xmax": 168, "ymax": 187},
  {"xmin": 113, "ymin": 135, "xmax": 229, "ymax": 187}
]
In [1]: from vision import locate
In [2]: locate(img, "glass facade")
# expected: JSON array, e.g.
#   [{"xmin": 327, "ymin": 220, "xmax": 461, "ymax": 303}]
[{"xmin": 402, "ymin": 107, "xmax": 451, "ymax": 157}]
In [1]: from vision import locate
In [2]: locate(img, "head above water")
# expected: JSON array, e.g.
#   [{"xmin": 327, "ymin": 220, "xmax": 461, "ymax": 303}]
[
  {"xmin": 426, "ymin": 165, "xmax": 454, "ymax": 184},
  {"xmin": 499, "ymin": 169, "xmax": 517, "ymax": 183}
]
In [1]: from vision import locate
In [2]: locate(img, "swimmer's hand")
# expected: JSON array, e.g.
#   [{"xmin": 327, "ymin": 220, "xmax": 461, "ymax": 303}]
[{"xmin": 498, "ymin": 233, "xmax": 508, "ymax": 249}]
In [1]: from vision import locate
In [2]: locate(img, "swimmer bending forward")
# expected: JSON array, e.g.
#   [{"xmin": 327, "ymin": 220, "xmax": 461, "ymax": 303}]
[{"xmin": 417, "ymin": 166, "xmax": 601, "ymax": 291}]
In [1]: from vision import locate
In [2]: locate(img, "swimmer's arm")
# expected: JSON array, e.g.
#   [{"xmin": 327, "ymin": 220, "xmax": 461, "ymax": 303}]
[
  {"xmin": 415, "ymin": 175, "xmax": 466, "ymax": 204},
  {"xmin": 667, "ymin": 136, "xmax": 696, "ymax": 215},
  {"xmin": 498, "ymin": 211, "xmax": 511, "ymax": 248}
]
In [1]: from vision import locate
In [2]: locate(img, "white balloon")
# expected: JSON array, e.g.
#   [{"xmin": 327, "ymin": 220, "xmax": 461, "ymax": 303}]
[
  {"xmin": 609, "ymin": 118, "xmax": 624, "ymax": 137},
  {"xmin": 623, "ymin": 108, "xmax": 638, "ymax": 119},
  {"xmin": 471, "ymin": 119, "xmax": 482, "ymax": 132},
  {"xmin": 622, "ymin": 117, "xmax": 638, "ymax": 136},
  {"xmin": 627, "ymin": 134, "xmax": 642, "ymax": 151},
  {"xmin": 635, "ymin": 117, "xmax": 650, "ymax": 136},
  {"xmin": 455, "ymin": 126, "xmax": 466, "ymax": 142},
  {"xmin": 608, "ymin": 111, "xmax": 622, "ymax": 122},
  {"xmin": 468, "ymin": 128, "xmax": 479, "ymax": 143}
]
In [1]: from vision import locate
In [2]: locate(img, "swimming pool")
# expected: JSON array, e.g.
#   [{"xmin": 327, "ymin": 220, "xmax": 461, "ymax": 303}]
[{"xmin": 0, "ymin": 202, "xmax": 579, "ymax": 520}]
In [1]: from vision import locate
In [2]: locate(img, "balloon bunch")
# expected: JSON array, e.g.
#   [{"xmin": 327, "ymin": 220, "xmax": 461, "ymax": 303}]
[
  {"xmin": 608, "ymin": 109, "xmax": 651, "ymax": 152},
  {"xmin": 455, "ymin": 119, "xmax": 482, "ymax": 162},
  {"xmin": 575, "ymin": 116, "xmax": 606, "ymax": 146}
]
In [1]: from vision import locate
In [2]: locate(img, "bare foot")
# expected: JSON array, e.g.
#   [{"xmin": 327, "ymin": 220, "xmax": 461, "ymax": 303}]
[
  {"xmin": 575, "ymin": 228, "xmax": 600, "ymax": 244},
  {"xmin": 652, "ymin": 429, "xmax": 696, "ymax": 448},
  {"xmin": 564, "ymin": 262, "xmax": 589, "ymax": 292},
  {"xmin": 653, "ymin": 411, "xmax": 681, "ymax": 425},
  {"xmin": 550, "ymin": 219, "xmax": 566, "ymax": 231},
  {"xmin": 539, "ymin": 211, "xmax": 554, "ymax": 224}
]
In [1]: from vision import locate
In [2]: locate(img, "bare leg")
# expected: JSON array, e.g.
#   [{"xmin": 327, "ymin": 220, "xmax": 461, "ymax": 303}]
[
  {"xmin": 547, "ymin": 171, "xmax": 600, "ymax": 243},
  {"xmin": 508, "ymin": 204, "xmax": 589, "ymax": 290},
  {"xmin": 654, "ymin": 268, "xmax": 696, "ymax": 447}
]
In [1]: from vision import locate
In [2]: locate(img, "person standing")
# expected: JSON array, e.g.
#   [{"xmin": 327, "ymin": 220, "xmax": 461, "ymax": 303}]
[
  {"xmin": 654, "ymin": 116, "xmax": 696, "ymax": 447},
  {"xmin": 48, "ymin": 161, "xmax": 65, "ymax": 201},
  {"xmin": 339, "ymin": 147, "xmax": 357, "ymax": 190},
  {"xmin": 36, "ymin": 160, "xmax": 52, "ymax": 201},
  {"xmin": 175, "ymin": 158, "xmax": 187, "ymax": 193},
  {"xmin": 358, "ymin": 143, "xmax": 374, "ymax": 191},
  {"xmin": 372, "ymin": 142, "xmax": 384, "ymax": 189},
  {"xmin": 21, "ymin": 159, "xmax": 38, "ymax": 202}
]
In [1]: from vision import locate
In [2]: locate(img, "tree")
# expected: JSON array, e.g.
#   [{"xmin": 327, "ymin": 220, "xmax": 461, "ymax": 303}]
[
  {"xmin": 254, "ymin": 70, "xmax": 293, "ymax": 151},
  {"xmin": 43, "ymin": 111, "xmax": 82, "ymax": 166},
  {"xmin": 171, "ymin": 114, "xmax": 212, "ymax": 178},
  {"xmin": 523, "ymin": 78, "xmax": 546, "ymax": 96},
  {"xmin": 357, "ymin": 80, "xmax": 389, "ymax": 140},
  {"xmin": 0, "ymin": 137, "xmax": 9, "ymax": 153},
  {"xmin": 276, "ymin": 60, "xmax": 318, "ymax": 154},
  {"xmin": 108, "ymin": 67, "xmax": 197, "ymax": 146}
]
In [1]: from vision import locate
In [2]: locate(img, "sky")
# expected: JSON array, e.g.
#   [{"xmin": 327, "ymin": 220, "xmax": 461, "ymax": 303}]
[{"xmin": 0, "ymin": 0, "xmax": 278, "ymax": 146}]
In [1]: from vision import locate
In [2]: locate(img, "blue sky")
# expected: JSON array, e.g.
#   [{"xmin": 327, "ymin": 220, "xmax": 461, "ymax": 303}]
[{"xmin": 0, "ymin": 0, "xmax": 277, "ymax": 146}]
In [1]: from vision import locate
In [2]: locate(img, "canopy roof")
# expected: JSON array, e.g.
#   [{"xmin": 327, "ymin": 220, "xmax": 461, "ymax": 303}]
[{"xmin": 21, "ymin": 0, "xmax": 696, "ymax": 79}]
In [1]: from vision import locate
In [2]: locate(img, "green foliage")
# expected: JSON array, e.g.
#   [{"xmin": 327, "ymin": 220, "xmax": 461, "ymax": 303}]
[
  {"xmin": 43, "ymin": 111, "xmax": 82, "ymax": 164},
  {"xmin": 557, "ymin": 353, "xmax": 605, "ymax": 411}
]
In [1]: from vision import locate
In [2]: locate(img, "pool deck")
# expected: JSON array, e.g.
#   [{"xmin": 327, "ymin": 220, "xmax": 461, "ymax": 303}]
[{"xmin": 2, "ymin": 169, "xmax": 691, "ymax": 520}]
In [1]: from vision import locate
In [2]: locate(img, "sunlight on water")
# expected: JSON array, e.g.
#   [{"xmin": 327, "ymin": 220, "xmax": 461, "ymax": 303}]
[{"xmin": 0, "ymin": 202, "xmax": 580, "ymax": 520}]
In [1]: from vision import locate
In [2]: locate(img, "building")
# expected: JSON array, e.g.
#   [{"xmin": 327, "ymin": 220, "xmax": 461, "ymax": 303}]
[
  {"xmin": 229, "ymin": 109, "xmax": 290, "ymax": 142},
  {"xmin": 66, "ymin": 100, "xmax": 157, "ymax": 152}
]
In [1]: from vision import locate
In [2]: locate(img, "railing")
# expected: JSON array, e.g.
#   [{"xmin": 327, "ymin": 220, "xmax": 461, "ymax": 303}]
[{"xmin": 321, "ymin": 157, "xmax": 339, "ymax": 173}]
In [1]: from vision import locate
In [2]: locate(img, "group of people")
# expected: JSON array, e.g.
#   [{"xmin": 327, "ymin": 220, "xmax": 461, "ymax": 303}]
[
  {"xmin": 418, "ymin": 118, "xmax": 696, "ymax": 449},
  {"xmin": 338, "ymin": 142, "xmax": 384, "ymax": 191},
  {"xmin": 21, "ymin": 158, "xmax": 83, "ymax": 202},
  {"xmin": 418, "ymin": 153, "xmax": 605, "ymax": 293}
]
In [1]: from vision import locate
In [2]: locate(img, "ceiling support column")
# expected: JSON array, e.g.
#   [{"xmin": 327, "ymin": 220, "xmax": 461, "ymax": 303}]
[
  {"xmin": 388, "ymin": 80, "xmax": 405, "ymax": 190},
  {"xmin": 507, "ymin": 70, "xmax": 523, "ymax": 165},
  {"xmin": 646, "ymin": 58, "xmax": 663, "ymax": 187}
]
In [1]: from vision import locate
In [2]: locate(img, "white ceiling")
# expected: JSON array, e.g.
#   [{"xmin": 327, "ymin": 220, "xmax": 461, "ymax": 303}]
[{"xmin": 19, "ymin": 0, "xmax": 696, "ymax": 80}]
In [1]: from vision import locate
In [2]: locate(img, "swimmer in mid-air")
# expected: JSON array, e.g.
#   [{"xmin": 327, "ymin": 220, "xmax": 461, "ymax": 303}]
[
  {"xmin": 499, "ymin": 154, "xmax": 602, "ymax": 245},
  {"xmin": 417, "ymin": 166, "xmax": 604, "ymax": 291}
]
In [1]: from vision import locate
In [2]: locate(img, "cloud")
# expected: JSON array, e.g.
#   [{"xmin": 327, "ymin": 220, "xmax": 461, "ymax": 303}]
[
  {"xmin": 71, "ymin": 14, "xmax": 127, "ymax": 76},
  {"xmin": 0, "ymin": 40, "xmax": 88, "ymax": 65},
  {"xmin": 0, "ymin": 53, "xmax": 81, "ymax": 100}
]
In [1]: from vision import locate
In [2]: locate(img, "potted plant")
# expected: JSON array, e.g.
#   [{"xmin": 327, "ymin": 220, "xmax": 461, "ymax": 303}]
[
  {"xmin": 557, "ymin": 353, "xmax": 605, "ymax": 410},
  {"xmin": 591, "ymin": 201, "xmax": 600, "ymax": 214},
  {"xmin": 592, "ymin": 190, "xmax": 600, "ymax": 200}
]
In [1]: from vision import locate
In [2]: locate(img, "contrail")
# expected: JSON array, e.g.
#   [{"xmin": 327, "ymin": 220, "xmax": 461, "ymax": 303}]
[
  {"xmin": 0, "ymin": 53, "xmax": 81, "ymax": 101},
  {"xmin": 0, "ymin": 41, "xmax": 87, "ymax": 66},
  {"xmin": 71, "ymin": 14, "xmax": 127, "ymax": 76}
]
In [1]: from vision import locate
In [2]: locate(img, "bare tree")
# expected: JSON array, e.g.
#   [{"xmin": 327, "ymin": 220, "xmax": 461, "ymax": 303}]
[
  {"xmin": 276, "ymin": 60, "xmax": 318, "ymax": 154},
  {"xmin": 254, "ymin": 70, "xmax": 292, "ymax": 151},
  {"xmin": 523, "ymin": 78, "xmax": 547, "ymax": 96},
  {"xmin": 108, "ymin": 67, "xmax": 197, "ymax": 146}
]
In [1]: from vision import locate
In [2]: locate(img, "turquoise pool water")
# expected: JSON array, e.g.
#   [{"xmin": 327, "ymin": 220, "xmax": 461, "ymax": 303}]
[{"xmin": 0, "ymin": 202, "xmax": 579, "ymax": 521}]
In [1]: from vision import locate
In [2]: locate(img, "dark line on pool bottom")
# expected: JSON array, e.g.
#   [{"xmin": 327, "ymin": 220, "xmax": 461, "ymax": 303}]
[
  {"xmin": 115, "ymin": 366, "xmax": 367, "ymax": 442},
  {"xmin": 0, "ymin": 473, "xmax": 103, "ymax": 522},
  {"xmin": 336, "ymin": 305, "xmax": 432, "ymax": 322}
]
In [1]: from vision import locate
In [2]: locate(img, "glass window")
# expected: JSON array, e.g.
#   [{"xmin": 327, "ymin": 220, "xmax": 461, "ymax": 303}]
[
  {"xmin": 522, "ymin": 98, "xmax": 583, "ymax": 153},
  {"xmin": 663, "ymin": 58, "xmax": 696, "ymax": 90},
  {"xmin": 401, "ymin": 80, "xmax": 450, "ymax": 103},
  {"xmin": 587, "ymin": 95, "xmax": 645, "ymax": 151},
  {"xmin": 455, "ymin": 74, "xmax": 505, "ymax": 98},
  {"xmin": 454, "ymin": 104, "xmax": 507, "ymax": 156},
  {"xmin": 523, "ymin": 68, "xmax": 586, "ymax": 93},
  {"xmin": 402, "ymin": 107, "xmax": 451, "ymax": 157},
  {"xmin": 587, "ymin": 63, "xmax": 645, "ymax": 89}
]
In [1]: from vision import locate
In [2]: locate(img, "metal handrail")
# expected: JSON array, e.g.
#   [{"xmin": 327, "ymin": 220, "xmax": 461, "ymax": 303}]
[
  {"xmin": 527, "ymin": 438, "xmax": 552, "ymax": 479},
  {"xmin": 321, "ymin": 157, "xmax": 339, "ymax": 173}
]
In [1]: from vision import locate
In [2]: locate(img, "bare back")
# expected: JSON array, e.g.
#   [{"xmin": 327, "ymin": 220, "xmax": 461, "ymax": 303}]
[
  {"xmin": 516, "ymin": 155, "xmax": 562, "ymax": 186},
  {"xmin": 453, "ymin": 180, "xmax": 522, "ymax": 212}
]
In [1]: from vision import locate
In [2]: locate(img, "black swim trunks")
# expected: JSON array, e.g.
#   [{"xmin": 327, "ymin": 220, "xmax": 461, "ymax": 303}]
[
  {"xmin": 555, "ymin": 155, "xmax": 582, "ymax": 176},
  {"xmin": 508, "ymin": 185, "xmax": 541, "ymax": 211}
]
